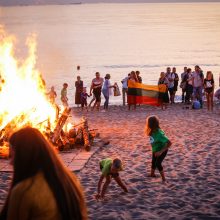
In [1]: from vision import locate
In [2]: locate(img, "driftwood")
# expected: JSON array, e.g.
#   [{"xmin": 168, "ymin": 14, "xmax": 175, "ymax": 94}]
[
  {"xmin": 52, "ymin": 107, "xmax": 71, "ymax": 143},
  {"xmin": 81, "ymin": 117, "xmax": 91, "ymax": 151},
  {"xmin": 0, "ymin": 106, "xmax": 97, "ymax": 158}
]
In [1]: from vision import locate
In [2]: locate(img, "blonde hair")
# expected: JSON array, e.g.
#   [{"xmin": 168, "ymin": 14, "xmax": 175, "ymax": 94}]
[{"xmin": 144, "ymin": 115, "xmax": 160, "ymax": 136}]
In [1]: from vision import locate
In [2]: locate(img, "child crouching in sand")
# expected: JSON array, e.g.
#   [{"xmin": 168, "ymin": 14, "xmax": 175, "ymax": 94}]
[
  {"xmin": 95, "ymin": 158, "xmax": 128, "ymax": 200},
  {"xmin": 145, "ymin": 116, "xmax": 172, "ymax": 182}
]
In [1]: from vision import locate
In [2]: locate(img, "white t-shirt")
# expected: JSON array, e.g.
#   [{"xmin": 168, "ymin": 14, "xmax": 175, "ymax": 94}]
[
  {"xmin": 166, "ymin": 73, "xmax": 175, "ymax": 88},
  {"xmin": 102, "ymin": 79, "xmax": 112, "ymax": 96},
  {"xmin": 192, "ymin": 71, "xmax": 203, "ymax": 87},
  {"xmin": 122, "ymin": 77, "xmax": 128, "ymax": 89}
]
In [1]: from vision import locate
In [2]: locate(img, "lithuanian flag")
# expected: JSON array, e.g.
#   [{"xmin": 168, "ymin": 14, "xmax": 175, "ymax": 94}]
[{"xmin": 127, "ymin": 80, "xmax": 167, "ymax": 106}]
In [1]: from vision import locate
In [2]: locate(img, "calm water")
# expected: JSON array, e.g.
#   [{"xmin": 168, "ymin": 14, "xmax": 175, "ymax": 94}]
[{"xmin": 0, "ymin": 3, "xmax": 220, "ymax": 105}]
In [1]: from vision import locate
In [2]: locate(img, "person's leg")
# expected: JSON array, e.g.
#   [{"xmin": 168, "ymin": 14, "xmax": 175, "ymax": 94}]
[
  {"xmin": 81, "ymin": 102, "xmax": 84, "ymax": 111},
  {"xmin": 103, "ymin": 95, "xmax": 107, "ymax": 109},
  {"xmin": 210, "ymin": 93, "xmax": 214, "ymax": 111},
  {"xmin": 100, "ymin": 176, "xmax": 111, "ymax": 198},
  {"xmin": 122, "ymin": 88, "xmax": 126, "ymax": 106},
  {"xmin": 89, "ymin": 96, "xmax": 95, "ymax": 107},
  {"xmin": 149, "ymin": 153, "xmax": 157, "ymax": 177},
  {"xmin": 193, "ymin": 87, "xmax": 197, "ymax": 101},
  {"xmin": 198, "ymin": 86, "xmax": 203, "ymax": 108},
  {"xmin": 182, "ymin": 89, "xmax": 185, "ymax": 103},
  {"xmin": 106, "ymin": 96, "xmax": 109, "ymax": 110},
  {"xmin": 206, "ymin": 93, "xmax": 210, "ymax": 111},
  {"xmin": 168, "ymin": 89, "xmax": 171, "ymax": 103},
  {"xmin": 155, "ymin": 150, "xmax": 168, "ymax": 181},
  {"xmin": 185, "ymin": 88, "xmax": 189, "ymax": 104}
]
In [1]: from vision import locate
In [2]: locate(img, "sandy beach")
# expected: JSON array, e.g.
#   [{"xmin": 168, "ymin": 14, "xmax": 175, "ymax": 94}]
[{"xmin": 1, "ymin": 104, "xmax": 220, "ymax": 219}]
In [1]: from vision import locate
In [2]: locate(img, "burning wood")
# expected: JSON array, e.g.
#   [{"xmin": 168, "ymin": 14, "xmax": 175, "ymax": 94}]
[
  {"xmin": 0, "ymin": 107, "xmax": 97, "ymax": 158},
  {"xmin": 52, "ymin": 107, "xmax": 71, "ymax": 143},
  {"xmin": 0, "ymin": 29, "xmax": 96, "ymax": 159}
]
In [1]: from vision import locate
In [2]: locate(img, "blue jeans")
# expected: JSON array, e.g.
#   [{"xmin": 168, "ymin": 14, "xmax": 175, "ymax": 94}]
[
  {"xmin": 193, "ymin": 86, "xmax": 203, "ymax": 107},
  {"xmin": 104, "ymin": 95, "xmax": 109, "ymax": 109}
]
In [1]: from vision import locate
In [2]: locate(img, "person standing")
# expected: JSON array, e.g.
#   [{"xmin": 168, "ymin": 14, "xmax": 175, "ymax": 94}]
[
  {"xmin": 81, "ymin": 87, "xmax": 90, "ymax": 111},
  {"xmin": 192, "ymin": 65, "xmax": 204, "ymax": 108},
  {"xmin": 47, "ymin": 86, "xmax": 57, "ymax": 104},
  {"xmin": 185, "ymin": 68, "xmax": 194, "ymax": 104},
  {"xmin": 204, "ymin": 71, "xmax": 215, "ymax": 111},
  {"xmin": 121, "ymin": 73, "xmax": 130, "ymax": 106},
  {"xmin": 127, "ymin": 71, "xmax": 138, "ymax": 110},
  {"xmin": 61, "ymin": 83, "xmax": 68, "ymax": 107},
  {"xmin": 172, "ymin": 67, "xmax": 179, "ymax": 103},
  {"xmin": 180, "ymin": 67, "xmax": 188, "ymax": 103},
  {"xmin": 166, "ymin": 67, "xmax": 175, "ymax": 104},
  {"xmin": 75, "ymin": 76, "xmax": 83, "ymax": 107},
  {"xmin": 90, "ymin": 72, "xmax": 104, "ymax": 111},
  {"xmin": 136, "ymin": 71, "xmax": 142, "ymax": 83},
  {"xmin": 102, "ymin": 74, "xmax": 115, "ymax": 111},
  {"xmin": 158, "ymin": 72, "xmax": 169, "ymax": 110}
]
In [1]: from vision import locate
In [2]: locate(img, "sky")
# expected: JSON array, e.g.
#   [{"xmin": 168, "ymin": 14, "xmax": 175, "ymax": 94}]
[{"xmin": 1, "ymin": 0, "xmax": 220, "ymax": 6}]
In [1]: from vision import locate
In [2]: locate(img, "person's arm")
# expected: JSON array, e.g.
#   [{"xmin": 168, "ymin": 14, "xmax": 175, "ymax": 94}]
[
  {"xmin": 155, "ymin": 140, "xmax": 172, "ymax": 157},
  {"xmin": 90, "ymin": 82, "xmax": 93, "ymax": 96},
  {"xmin": 113, "ymin": 176, "xmax": 128, "ymax": 193}
]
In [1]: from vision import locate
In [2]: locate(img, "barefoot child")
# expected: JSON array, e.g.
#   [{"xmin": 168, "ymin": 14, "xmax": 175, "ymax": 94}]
[
  {"xmin": 81, "ymin": 87, "xmax": 90, "ymax": 111},
  {"xmin": 47, "ymin": 86, "xmax": 57, "ymax": 104},
  {"xmin": 61, "ymin": 83, "xmax": 68, "ymax": 107},
  {"xmin": 145, "ymin": 116, "xmax": 172, "ymax": 182},
  {"xmin": 95, "ymin": 158, "xmax": 128, "ymax": 200}
]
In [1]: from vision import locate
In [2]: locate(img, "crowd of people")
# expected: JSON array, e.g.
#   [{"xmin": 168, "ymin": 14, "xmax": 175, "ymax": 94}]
[
  {"xmin": 0, "ymin": 66, "xmax": 219, "ymax": 219},
  {"xmin": 166, "ymin": 65, "xmax": 216, "ymax": 111},
  {"xmin": 46, "ymin": 65, "xmax": 220, "ymax": 112}
]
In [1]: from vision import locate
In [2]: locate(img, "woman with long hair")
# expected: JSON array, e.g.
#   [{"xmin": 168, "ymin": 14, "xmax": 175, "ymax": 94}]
[
  {"xmin": 127, "ymin": 71, "xmax": 138, "ymax": 110},
  {"xmin": 204, "ymin": 71, "xmax": 215, "ymax": 111},
  {"xmin": 0, "ymin": 127, "xmax": 87, "ymax": 220}
]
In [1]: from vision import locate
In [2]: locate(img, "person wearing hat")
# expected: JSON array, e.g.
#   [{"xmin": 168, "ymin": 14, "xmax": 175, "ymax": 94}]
[
  {"xmin": 95, "ymin": 158, "xmax": 128, "ymax": 200},
  {"xmin": 102, "ymin": 74, "xmax": 115, "ymax": 111}
]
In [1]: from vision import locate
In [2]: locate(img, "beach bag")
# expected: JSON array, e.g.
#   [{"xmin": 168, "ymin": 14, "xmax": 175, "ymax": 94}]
[{"xmin": 114, "ymin": 83, "xmax": 121, "ymax": 96}]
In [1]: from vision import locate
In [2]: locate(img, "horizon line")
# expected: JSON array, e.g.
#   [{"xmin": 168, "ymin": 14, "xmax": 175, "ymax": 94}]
[{"xmin": 1, "ymin": 1, "xmax": 220, "ymax": 7}]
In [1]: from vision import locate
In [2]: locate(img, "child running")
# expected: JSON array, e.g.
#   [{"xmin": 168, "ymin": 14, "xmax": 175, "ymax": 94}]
[
  {"xmin": 95, "ymin": 158, "xmax": 128, "ymax": 200},
  {"xmin": 145, "ymin": 116, "xmax": 172, "ymax": 182}
]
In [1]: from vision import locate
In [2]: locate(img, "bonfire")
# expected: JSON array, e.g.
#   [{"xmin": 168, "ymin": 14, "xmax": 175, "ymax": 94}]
[{"xmin": 0, "ymin": 26, "xmax": 95, "ymax": 158}]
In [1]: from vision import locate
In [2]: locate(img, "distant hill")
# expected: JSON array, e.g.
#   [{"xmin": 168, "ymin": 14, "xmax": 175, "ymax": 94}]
[{"xmin": 0, "ymin": 0, "xmax": 220, "ymax": 7}]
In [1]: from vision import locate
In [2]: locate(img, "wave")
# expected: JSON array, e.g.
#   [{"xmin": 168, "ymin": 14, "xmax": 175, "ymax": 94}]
[{"xmin": 101, "ymin": 63, "xmax": 220, "ymax": 69}]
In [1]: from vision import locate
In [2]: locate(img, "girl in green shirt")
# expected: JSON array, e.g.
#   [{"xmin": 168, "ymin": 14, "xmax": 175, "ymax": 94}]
[
  {"xmin": 95, "ymin": 158, "xmax": 128, "ymax": 200},
  {"xmin": 145, "ymin": 115, "xmax": 172, "ymax": 182}
]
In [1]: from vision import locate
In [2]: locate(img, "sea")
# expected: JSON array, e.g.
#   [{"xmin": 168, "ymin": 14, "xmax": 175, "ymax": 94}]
[{"xmin": 0, "ymin": 3, "xmax": 220, "ymax": 106}]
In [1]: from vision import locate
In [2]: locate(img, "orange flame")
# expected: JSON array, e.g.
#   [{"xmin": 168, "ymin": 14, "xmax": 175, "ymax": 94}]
[{"xmin": 0, "ymin": 26, "xmax": 57, "ymax": 132}]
